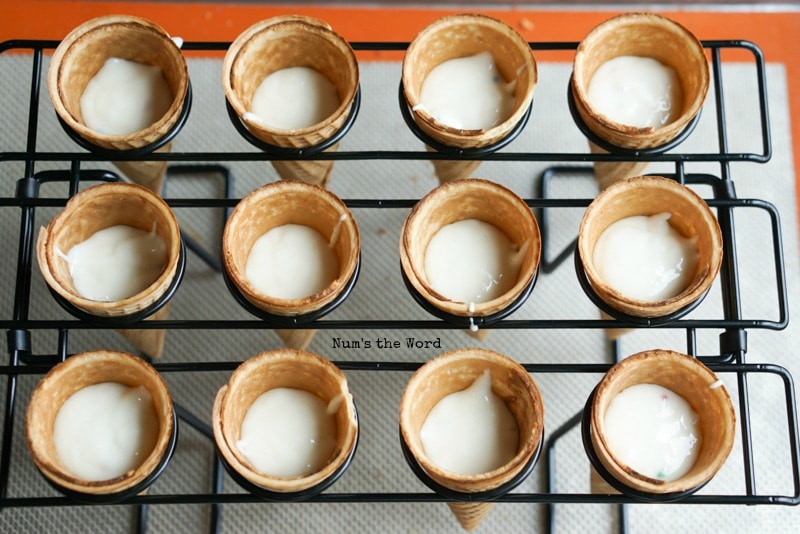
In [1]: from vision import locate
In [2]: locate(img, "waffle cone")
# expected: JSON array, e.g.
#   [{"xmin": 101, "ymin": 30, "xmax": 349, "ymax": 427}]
[
  {"xmin": 400, "ymin": 348, "xmax": 544, "ymax": 531},
  {"xmin": 25, "ymin": 350, "xmax": 174, "ymax": 497},
  {"xmin": 212, "ymin": 349, "xmax": 357, "ymax": 494},
  {"xmin": 48, "ymin": 15, "xmax": 188, "ymax": 152},
  {"xmin": 400, "ymin": 179, "xmax": 540, "ymax": 319},
  {"xmin": 36, "ymin": 182, "xmax": 181, "ymax": 317},
  {"xmin": 223, "ymin": 181, "xmax": 359, "ymax": 318},
  {"xmin": 589, "ymin": 349, "xmax": 735, "ymax": 495},
  {"xmin": 223, "ymin": 15, "xmax": 358, "ymax": 189},
  {"xmin": 577, "ymin": 176, "xmax": 722, "ymax": 319},
  {"xmin": 571, "ymin": 13, "xmax": 709, "ymax": 188},
  {"xmin": 401, "ymin": 14, "xmax": 537, "ymax": 167}
]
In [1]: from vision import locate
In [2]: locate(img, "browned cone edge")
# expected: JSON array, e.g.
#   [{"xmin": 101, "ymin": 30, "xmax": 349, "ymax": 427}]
[
  {"xmin": 570, "ymin": 12, "xmax": 709, "ymax": 188},
  {"xmin": 400, "ymin": 348, "xmax": 544, "ymax": 530},
  {"xmin": 36, "ymin": 182, "xmax": 181, "ymax": 319},
  {"xmin": 211, "ymin": 348, "xmax": 358, "ymax": 493},
  {"xmin": 401, "ymin": 14, "xmax": 537, "ymax": 184},
  {"xmin": 47, "ymin": 14, "xmax": 188, "ymax": 152},
  {"xmin": 400, "ymin": 178, "xmax": 540, "ymax": 318},
  {"xmin": 222, "ymin": 180, "xmax": 360, "ymax": 318},
  {"xmin": 25, "ymin": 350, "xmax": 174, "ymax": 496},
  {"xmin": 577, "ymin": 175, "xmax": 723, "ymax": 319},
  {"xmin": 589, "ymin": 349, "xmax": 736, "ymax": 494}
]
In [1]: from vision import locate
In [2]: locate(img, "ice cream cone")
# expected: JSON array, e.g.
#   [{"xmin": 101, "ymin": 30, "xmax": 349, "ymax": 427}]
[
  {"xmin": 426, "ymin": 147, "xmax": 482, "ymax": 185},
  {"xmin": 212, "ymin": 349, "xmax": 358, "ymax": 495},
  {"xmin": 222, "ymin": 15, "xmax": 358, "ymax": 187},
  {"xmin": 588, "ymin": 349, "xmax": 735, "ymax": 496},
  {"xmin": 571, "ymin": 13, "xmax": 709, "ymax": 189},
  {"xmin": 25, "ymin": 350, "xmax": 174, "ymax": 499},
  {"xmin": 400, "ymin": 178, "xmax": 540, "ymax": 322},
  {"xmin": 222, "ymin": 180, "xmax": 360, "ymax": 319},
  {"xmin": 577, "ymin": 176, "xmax": 722, "ymax": 321},
  {"xmin": 114, "ymin": 143, "xmax": 172, "ymax": 194},
  {"xmin": 400, "ymin": 348, "xmax": 544, "ymax": 531},
  {"xmin": 36, "ymin": 182, "xmax": 182, "ymax": 358},
  {"xmin": 275, "ymin": 328, "xmax": 318, "ymax": 351},
  {"xmin": 48, "ymin": 14, "xmax": 188, "ymax": 189},
  {"xmin": 401, "ymin": 14, "xmax": 537, "ymax": 185}
]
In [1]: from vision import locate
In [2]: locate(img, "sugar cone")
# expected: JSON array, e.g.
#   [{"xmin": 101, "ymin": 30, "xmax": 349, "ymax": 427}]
[
  {"xmin": 400, "ymin": 179, "xmax": 540, "ymax": 320},
  {"xmin": 447, "ymin": 501, "xmax": 495, "ymax": 532},
  {"xmin": 401, "ymin": 14, "xmax": 537, "ymax": 185},
  {"xmin": 571, "ymin": 13, "xmax": 709, "ymax": 189},
  {"xmin": 400, "ymin": 348, "xmax": 544, "ymax": 531},
  {"xmin": 116, "ymin": 303, "xmax": 171, "ymax": 359},
  {"xmin": 465, "ymin": 328, "xmax": 491, "ymax": 342},
  {"xmin": 577, "ymin": 176, "xmax": 722, "ymax": 320},
  {"xmin": 36, "ymin": 183, "xmax": 182, "ymax": 358},
  {"xmin": 222, "ymin": 15, "xmax": 358, "ymax": 189},
  {"xmin": 425, "ymin": 146, "xmax": 482, "ymax": 185},
  {"xmin": 48, "ymin": 15, "xmax": 189, "ymax": 153},
  {"xmin": 114, "ymin": 142, "xmax": 172, "ymax": 194},
  {"xmin": 25, "ymin": 350, "xmax": 174, "ymax": 498},
  {"xmin": 271, "ymin": 155, "xmax": 335, "ymax": 188},
  {"xmin": 589, "ymin": 349, "xmax": 735, "ymax": 495},
  {"xmin": 600, "ymin": 310, "xmax": 633, "ymax": 341},
  {"xmin": 590, "ymin": 465, "xmax": 618, "ymax": 495},
  {"xmin": 588, "ymin": 142, "xmax": 651, "ymax": 191},
  {"xmin": 212, "ymin": 349, "xmax": 358, "ymax": 494},
  {"xmin": 275, "ymin": 328, "xmax": 318, "ymax": 351}
]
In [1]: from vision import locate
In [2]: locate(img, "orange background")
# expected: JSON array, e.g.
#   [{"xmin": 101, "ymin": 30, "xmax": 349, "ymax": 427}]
[{"xmin": 2, "ymin": 1, "xmax": 799, "ymax": 212}]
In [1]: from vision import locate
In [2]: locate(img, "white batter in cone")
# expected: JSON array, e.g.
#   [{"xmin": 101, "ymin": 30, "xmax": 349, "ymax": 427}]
[
  {"xmin": 25, "ymin": 350, "xmax": 174, "ymax": 497},
  {"xmin": 589, "ymin": 349, "xmax": 735, "ymax": 495},
  {"xmin": 222, "ymin": 15, "xmax": 358, "ymax": 188},
  {"xmin": 401, "ymin": 14, "xmax": 537, "ymax": 185},
  {"xmin": 36, "ymin": 183, "xmax": 182, "ymax": 358},
  {"xmin": 212, "ymin": 349, "xmax": 358, "ymax": 494},
  {"xmin": 48, "ymin": 15, "xmax": 188, "ymax": 184},
  {"xmin": 571, "ymin": 13, "xmax": 709, "ymax": 190},
  {"xmin": 400, "ymin": 349, "xmax": 544, "ymax": 531},
  {"xmin": 400, "ymin": 179, "xmax": 540, "ymax": 344}
]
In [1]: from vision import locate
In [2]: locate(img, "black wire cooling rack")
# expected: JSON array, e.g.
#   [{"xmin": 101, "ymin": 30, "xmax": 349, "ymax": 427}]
[{"xmin": 0, "ymin": 38, "xmax": 798, "ymax": 534}]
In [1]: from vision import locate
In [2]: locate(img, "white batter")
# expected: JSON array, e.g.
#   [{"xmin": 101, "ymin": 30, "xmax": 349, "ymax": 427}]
[
  {"xmin": 236, "ymin": 388, "xmax": 337, "ymax": 477},
  {"xmin": 604, "ymin": 383, "xmax": 701, "ymax": 482},
  {"xmin": 587, "ymin": 55, "xmax": 682, "ymax": 129},
  {"xmin": 420, "ymin": 370, "xmax": 519, "ymax": 475},
  {"xmin": 62, "ymin": 224, "xmax": 168, "ymax": 302},
  {"xmin": 80, "ymin": 57, "xmax": 173, "ymax": 136},
  {"xmin": 592, "ymin": 213, "xmax": 698, "ymax": 302},
  {"xmin": 424, "ymin": 219, "xmax": 520, "ymax": 306},
  {"xmin": 418, "ymin": 51, "xmax": 515, "ymax": 130},
  {"xmin": 245, "ymin": 223, "xmax": 339, "ymax": 300},
  {"xmin": 53, "ymin": 382, "xmax": 158, "ymax": 481},
  {"xmin": 250, "ymin": 66, "xmax": 340, "ymax": 130}
]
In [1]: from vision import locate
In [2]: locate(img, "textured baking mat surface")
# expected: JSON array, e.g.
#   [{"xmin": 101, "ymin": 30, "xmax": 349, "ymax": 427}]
[{"xmin": 0, "ymin": 53, "xmax": 798, "ymax": 533}]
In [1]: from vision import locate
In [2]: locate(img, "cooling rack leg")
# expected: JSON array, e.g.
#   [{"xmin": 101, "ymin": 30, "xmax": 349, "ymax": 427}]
[
  {"xmin": 164, "ymin": 165, "xmax": 235, "ymax": 273},
  {"xmin": 135, "ymin": 503, "xmax": 149, "ymax": 534},
  {"xmin": 172, "ymin": 401, "xmax": 222, "ymax": 533},
  {"xmin": 536, "ymin": 166, "xmax": 593, "ymax": 273}
]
